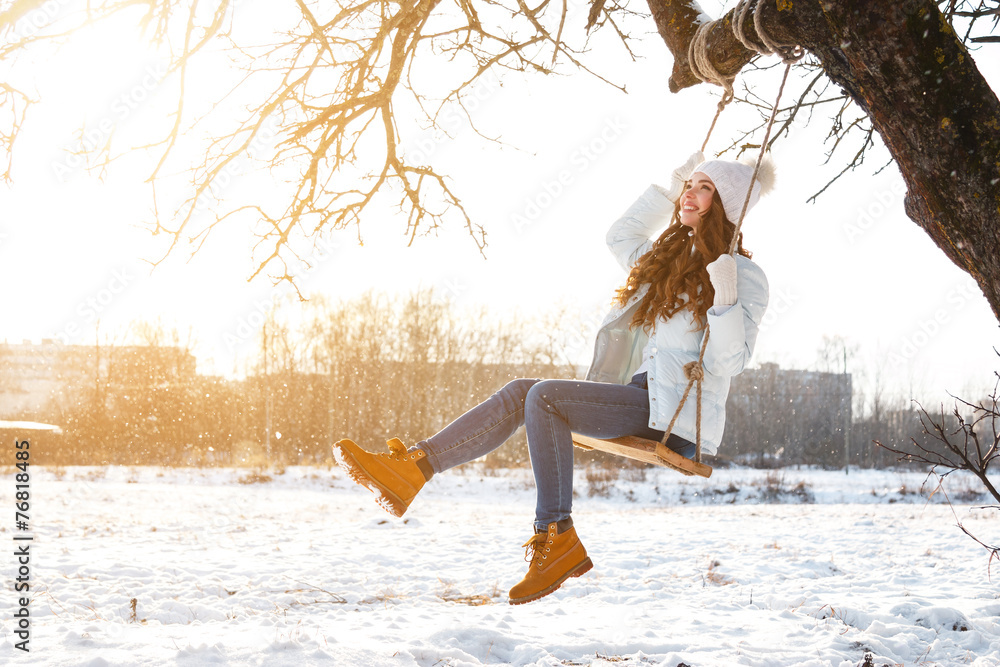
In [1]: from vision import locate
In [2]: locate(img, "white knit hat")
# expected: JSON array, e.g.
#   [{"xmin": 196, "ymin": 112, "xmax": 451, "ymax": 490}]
[{"xmin": 690, "ymin": 154, "xmax": 776, "ymax": 222}]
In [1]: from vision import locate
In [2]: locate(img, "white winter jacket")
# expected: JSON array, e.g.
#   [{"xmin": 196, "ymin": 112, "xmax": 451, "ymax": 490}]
[{"xmin": 585, "ymin": 184, "xmax": 769, "ymax": 455}]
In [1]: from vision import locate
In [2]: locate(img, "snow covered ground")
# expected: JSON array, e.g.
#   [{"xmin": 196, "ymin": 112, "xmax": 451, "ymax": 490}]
[{"xmin": 2, "ymin": 463, "xmax": 998, "ymax": 666}]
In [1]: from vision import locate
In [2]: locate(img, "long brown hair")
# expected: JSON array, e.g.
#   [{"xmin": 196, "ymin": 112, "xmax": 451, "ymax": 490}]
[{"xmin": 615, "ymin": 191, "xmax": 751, "ymax": 332}]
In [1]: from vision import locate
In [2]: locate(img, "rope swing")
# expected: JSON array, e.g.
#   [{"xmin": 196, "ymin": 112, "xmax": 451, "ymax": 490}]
[{"xmin": 575, "ymin": 0, "xmax": 803, "ymax": 477}]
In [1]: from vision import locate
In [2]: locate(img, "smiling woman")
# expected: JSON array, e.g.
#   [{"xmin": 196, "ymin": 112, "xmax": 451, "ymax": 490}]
[
  {"xmin": 332, "ymin": 150, "xmax": 774, "ymax": 605},
  {"xmin": 679, "ymin": 173, "xmax": 717, "ymax": 229}
]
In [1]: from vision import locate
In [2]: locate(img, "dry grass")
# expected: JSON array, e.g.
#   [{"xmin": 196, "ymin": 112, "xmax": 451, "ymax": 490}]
[
  {"xmin": 440, "ymin": 593, "xmax": 493, "ymax": 606},
  {"xmin": 364, "ymin": 585, "xmax": 405, "ymax": 607},
  {"xmin": 753, "ymin": 471, "xmax": 814, "ymax": 503},
  {"xmin": 437, "ymin": 578, "xmax": 495, "ymax": 606},
  {"xmin": 704, "ymin": 560, "xmax": 736, "ymax": 586},
  {"xmin": 76, "ymin": 467, "xmax": 107, "ymax": 482},
  {"xmin": 561, "ymin": 654, "xmax": 645, "ymax": 666},
  {"xmin": 621, "ymin": 464, "xmax": 648, "ymax": 483},
  {"xmin": 585, "ymin": 464, "xmax": 619, "ymax": 498},
  {"xmin": 948, "ymin": 479, "xmax": 986, "ymax": 503},
  {"xmin": 237, "ymin": 470, "xmax": 273, "ymax": 484}
]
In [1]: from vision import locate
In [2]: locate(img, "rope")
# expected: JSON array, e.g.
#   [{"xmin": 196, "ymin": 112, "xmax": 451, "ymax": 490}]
[
  {"xmin": 655, "ymin": 331, "xmax": 710, "ymax": 464},
  {"xmin": 656, "ymin": 1, "xmax": 803, "ymax": 468},
  {"xmin": 687, "ymin": 20, "xmax": 736, "ymax": 99},
  {"xmin": 727, "ymin": 59, "xmax": 794, "ymax": 256},
  {"xmin": 732, "ymin": 0, "xmax": 805, "ymax": 64},
  {"xmin": 692, "ymin": 0, "xmax": 804, "ymax": 154},
  {"xmin": 700, "ymin": 99, "xmax": 728, "ymax": 155},
  {"xmin": 688, "ymin": 20, "xmax": 734, "ymax": 153}
]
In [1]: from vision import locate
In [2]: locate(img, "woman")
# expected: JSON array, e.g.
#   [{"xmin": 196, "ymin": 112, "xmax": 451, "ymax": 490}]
[{"xmin": 333, "ymin": 151, "xmax": 771, "ymax": 605}]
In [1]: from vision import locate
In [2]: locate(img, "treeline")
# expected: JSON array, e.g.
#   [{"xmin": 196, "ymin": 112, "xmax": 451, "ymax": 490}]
[
  {"xmin": 31, "ymin": 291, "xmax": 576, "ymax": 467},
  {"xmin": 16, "ymin": 290, "xmax": 977, "ymax": 470}
]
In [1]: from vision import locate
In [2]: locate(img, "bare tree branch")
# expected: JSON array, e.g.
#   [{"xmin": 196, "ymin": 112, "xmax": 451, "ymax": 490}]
[
  {"xmin": 875, "ymin": 365, "xmax": 1000, "ymax": 558},
  {"xmin": 1, "ymin": 0, "xmax": 631, "ymax": 285},
  {"xmin": 0, "ymin": 83, "xmax": 32, "ymax": 182}
]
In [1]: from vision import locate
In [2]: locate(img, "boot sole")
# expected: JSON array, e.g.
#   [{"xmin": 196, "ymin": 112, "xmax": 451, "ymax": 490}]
[
  {"xmin": 332, "ymin": 443, "xmax": 409, "ymax": 518},
  {"xmin": 508, "ymin": 557, "xmax": 593, "ymax": 605}
]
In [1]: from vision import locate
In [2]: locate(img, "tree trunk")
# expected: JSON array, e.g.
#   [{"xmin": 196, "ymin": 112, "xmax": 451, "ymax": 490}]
[{"xmin": 647, "ymin": 0, "xmax": 1000, "ymax": 321}]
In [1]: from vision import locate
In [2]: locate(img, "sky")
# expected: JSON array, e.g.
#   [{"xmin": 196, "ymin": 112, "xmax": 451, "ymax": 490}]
[{"xmin": 2, "ymin": 0, "xmax": 999, "ymax": 409}]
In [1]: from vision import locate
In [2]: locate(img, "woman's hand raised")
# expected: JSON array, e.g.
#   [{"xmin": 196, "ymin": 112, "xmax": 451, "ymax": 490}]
[{"xmin": 665, "ymin": 151, "xmax": 706, "ymax": 202}]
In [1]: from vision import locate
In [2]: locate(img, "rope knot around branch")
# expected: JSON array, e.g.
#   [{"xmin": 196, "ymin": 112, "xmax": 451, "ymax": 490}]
[
  {"xmin": 690, "ymin": 0, "xmax": 805, "ymax": 92},
  {"xmin": 683, "ymin": 361, "xmax": 705, "ymax": 382},
  {"xmin": 732, "ymin": 0, "xmax": 804, "ymax": 64},
  {"xmin": 687, "ymin": 20, "xmax": 736, "ymax": 99}
]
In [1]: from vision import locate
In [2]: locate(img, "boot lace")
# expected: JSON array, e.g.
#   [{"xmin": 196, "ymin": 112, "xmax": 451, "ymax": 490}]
[
  {"xmin": 521, "ymin": 533, "xmax": 546, "ymax": 564},
  {"xmin": 386, "ymin": 438, "xmax": 407, "ymax": 459}
]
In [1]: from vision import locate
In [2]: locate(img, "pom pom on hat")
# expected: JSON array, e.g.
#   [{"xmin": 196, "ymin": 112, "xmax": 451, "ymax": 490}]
[
  {"xmin": 689, "ymin": 153, "xmax": 777, "ymax": 222},
  {"xmin": 750, "ymin": 153, "xmax": 776, "ymax": 197}
]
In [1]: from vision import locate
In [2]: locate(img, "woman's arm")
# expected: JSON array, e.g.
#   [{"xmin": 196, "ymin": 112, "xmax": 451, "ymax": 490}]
[
  {"xmin": 605, "ymin": 185, "xmax": 677, "ymax": 271},
  {"xmin": 702, "ymin": 257, "xmax": 769, "ymax": 377},
  {"xmin": 605, "ymin": 152, "xmax": 704, "ymax": 271}
]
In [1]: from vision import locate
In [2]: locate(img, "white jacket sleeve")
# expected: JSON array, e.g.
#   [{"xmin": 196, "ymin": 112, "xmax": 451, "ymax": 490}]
[
  {"xmin": 606, "ymin": 184, "xmax": 676, "ymax": 271},
  {"xmin": 702, "ymin": 256, "xmax": 769, "ymax": 377}
]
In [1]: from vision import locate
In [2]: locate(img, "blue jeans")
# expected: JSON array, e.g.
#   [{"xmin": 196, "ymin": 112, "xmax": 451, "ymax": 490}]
[{"xmin": 416, "ymin": 373, "xmax": 695, "ymax": 531}]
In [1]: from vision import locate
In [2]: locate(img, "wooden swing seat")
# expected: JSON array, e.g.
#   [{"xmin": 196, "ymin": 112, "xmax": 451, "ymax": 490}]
[{"xmin": 571, "ymin": 432, "xmax": 713, "ymax": 478}]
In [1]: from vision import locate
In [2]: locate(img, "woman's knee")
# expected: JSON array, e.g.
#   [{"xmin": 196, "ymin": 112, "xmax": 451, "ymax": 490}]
[
  {"xmin": 524, "ymin": 379, "xmax": 571, "ymax": 413},
  {"xmin": 497, "ymin": 378, "xmax": 540, "ymax": 409}
]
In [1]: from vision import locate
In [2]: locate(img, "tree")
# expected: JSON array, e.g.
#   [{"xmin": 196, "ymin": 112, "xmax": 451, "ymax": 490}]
[
  {"xmin": 2, "ymin": 0, "xmax": 997, "ymax": 313},
  {"xmin": 649, "ymin": 0, "xmax": 1000, "ymax": 320},
  {"xmin": 815, "ymin": 335, "xmax": 857, "ymax": 376},
  {"xmin": 875, "ymin": 383, "xmax": 999, "ymax": 561}
]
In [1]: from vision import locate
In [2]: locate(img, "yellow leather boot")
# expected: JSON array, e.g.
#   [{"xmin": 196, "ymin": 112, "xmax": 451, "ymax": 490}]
[
  {"xmin": 333, "ymin": 438, "xmax": 430, "ymax": 517},
  {"xmin": 508, "ymin": 519, "xmax": 593, "ymax": 605}
]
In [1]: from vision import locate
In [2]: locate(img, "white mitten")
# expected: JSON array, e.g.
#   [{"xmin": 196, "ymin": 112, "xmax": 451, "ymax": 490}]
[
  {"xmin": 706, "ymin": 254, "xmax": 738, "ymax": 307},
  {"xmin": 665, "ymin": 150, "xmax": 706, "ymax": 202}
]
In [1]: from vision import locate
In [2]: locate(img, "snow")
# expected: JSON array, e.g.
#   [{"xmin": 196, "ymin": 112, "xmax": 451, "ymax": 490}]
[
  {"xmin": 3, "ymin": 464, "xmax": 999, "ymax": 666},
  {"xmin": 0, "ymin": 421, "xmax": 63, "ymax": 433}
]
